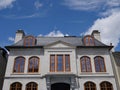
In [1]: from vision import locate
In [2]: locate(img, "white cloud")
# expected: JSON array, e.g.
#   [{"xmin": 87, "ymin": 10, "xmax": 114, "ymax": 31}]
[
  {"xmin": 0, "ymin": 0, "xmax": 15, "ymax": 10},
  {"xmin": 34, "ymin": 0, "xmax": 43, "ymax": 10},
  {"xmin": 8, "ymin": 37, "xmax": 15, "ymax": 42},
  {"xmin": 85, "ymin": 10, "xmax": 120, "ymax": 48},
  {"xmin": 3, "ymin": 12, "xmax": 46, "ymax": 19},
  {"xmin": 38, "ymin": 31, "xmax": 69, "ymax": 37},
  {"xmin": 45, "ymin": 31, "xmax": 65, "ymax": 37},
  {"xmin": 63, "ymin": 0, "xmax": 120, "ymax": 11}
]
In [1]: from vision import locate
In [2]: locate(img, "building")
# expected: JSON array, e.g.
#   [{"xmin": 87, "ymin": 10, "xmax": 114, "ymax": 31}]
[
  {"xmin": 3, "ymin": 30, "xmax": 118, "ymax": 90},
  {"xmin": 112, "ymin": 52, "xmax": 120, "ymax": 89},
  {"xmin": 0, "ymin": 47, "xmax": 8, "ymax": 90}
]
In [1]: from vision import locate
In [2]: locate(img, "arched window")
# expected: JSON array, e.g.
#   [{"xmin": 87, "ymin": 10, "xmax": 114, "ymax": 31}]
[
  {"xmin": 84, "ymin": 81, "xmax": 96, "ymax": 90},
  {"xmin": 94, "ymin": 56, "xmax": 106, "ymax": 72},
  {"xmin": 13, "ymin": 57, "xmax": 25, "ymax": 73},
  {"xmin": 26, "ymin": 82, "xmax": 38, "ymax": 90},
  {"xmin": 84, "ymin": 35, "xmax": 95, "ymax": 46},
  {"xmin": 28, "ymin": 56, "xmax": 39, "ymax": 73},
  {"xmin": 80, "ymin": 56, "xmax": 92, "ymax": 72},
  {"xmin": 100, "ymin": 81, "xmax": 113, "ymax": 90},
  {"xmin": 24, "ymin": 36, "xmax": 35, "ymax": 46},
  {"xmin": 10, "ymin": 82, "xmax": 22, "ymax": 90}
]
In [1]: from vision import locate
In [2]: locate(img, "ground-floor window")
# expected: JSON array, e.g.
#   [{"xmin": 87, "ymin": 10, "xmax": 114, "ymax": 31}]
[
  {"xmin": 100, "ymin": 81, "xmax": 113, "ymax": 90},
  {"xmin": 26, "ymin": 82, "xmax": 38, "ymax": 90},
  {"xmin": 84, "ymin": 81, "xmax": 96, "ymax": 90},
  {"xmin": 10, "ymin": 82, "xmax": 22, "ymax": 90}
]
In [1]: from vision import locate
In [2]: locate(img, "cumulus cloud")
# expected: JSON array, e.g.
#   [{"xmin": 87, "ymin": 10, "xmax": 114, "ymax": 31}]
[
  {"xmin": 34, "ymin": 0, "xmax": 43, "ymax": 10},
  {"xmin": 8, "ymin": 37, "xmax": 15, "ymax": 42},
  {"xmin": 85, "ymin": 10, "xmax": 120, "ymax": 48},
  {"xmin": 63, "ymin": 0, "xmax": 120, "ymax": 11},
  {"xmin": 0, "ymin": 0, "xmax": 15, "ymax": 10},
  {"xmin": 46, "ymin": 31, "xmax": 65, "ymax": 37}
]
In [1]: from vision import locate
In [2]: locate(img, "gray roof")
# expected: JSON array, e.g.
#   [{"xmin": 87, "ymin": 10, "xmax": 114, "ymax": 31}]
[
  {"xmin": 113, "ymin": 52, "xmax": 120, "ymax": 66},
  {"xmin": 10, "ymin": 36, "xmax": 108, "ymax": 47}
]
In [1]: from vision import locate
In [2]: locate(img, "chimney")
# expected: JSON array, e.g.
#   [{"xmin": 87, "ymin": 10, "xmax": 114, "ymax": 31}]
[
  {"xmin": 14, "ymin": 30, "xmax": 25, "ymax": 43},
  {"xmin": 91, "ymin": 30, "xmax": 101, "ymax": 41}
]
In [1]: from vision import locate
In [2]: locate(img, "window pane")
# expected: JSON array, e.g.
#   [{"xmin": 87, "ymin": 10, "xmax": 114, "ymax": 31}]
[
  {"xmin": 81, "ymin": 57, "xmax": 91, "ymax": 72},
  {"xmin": 95, "ymin": 58, "xmax": 100, "ymax": 72},
  {"xmin": 86, "ymin": 37, "xmax": 89, "ymax": 45},
  {"xmin": 28, "ymin": 57, "xmax": 39, "ymax": 72},
  {"xmin": 81, "ymin": 58, "xmax": 86, "ymax": 72},
  {"xmin": 65, "ymin": 55, "xmax": 70, "ymax": 71},
  {"xmin": 57, "ymin": 55, "xmax": 63, "ymax": 71},
  {"xmin": 95, "ymin": 57, "xmax": 106, "ymax": 72},
  {"xmin": 84, "ymin": 82, "xmax": 96, "ymax": 90},
  {"xmin": 14, "ymin": 57, "xmax": 25, "ymax": 73},
  {"xmin": 100, "ymin": 82, "xmax": 113, "ymax": 90},
  {"xmin": 86, "ymin": 58, "xmax": 91, "ymax": 72},
  {"xmin": 24, "ymin": 36, "xmax": 35, "ymax": 46},
  {"xmin": 50, "ymin": 55, "xmax": 55, "ymax": 71},
  {"xmin": 10, "ymin": 83, "xmax": 22, "ymax": 90},
  {"xmin": 99, "ymin": 58, "xmax": 105, "ymax": 72},
  {"xmin": 26, "ymin": 82, "xmax": 37, "ymax": 90}
]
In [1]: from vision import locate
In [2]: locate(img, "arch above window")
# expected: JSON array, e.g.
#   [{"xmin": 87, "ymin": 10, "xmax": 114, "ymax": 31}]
[
  {"xmin": 83, "ymin": 35, "xmax": 95, "ymax": 46},
  {"xmin": 94, "ymin": 56, "xmax": 106, "ymax": 72},
  {"xmin": 80, "ymin": 56, "xmax": 92, "ymax": 72},
  {"xmin": 100, "ymin": 81, "xmax": 113, "ymax": 90},
  {"xmin": 24, "ymin": 35, "xmax": 36, "ymax": 46},
  {"xmin": 28, "ymin": 56, "xmax": 39, "ymax": 73},
  {"xmin": 84, "ymin": 81, "xmax": 96, "ymax": 90},
  {"xmin": 13, "ymin": 56, "xmax": 25, "ymax": 73},
  {"xmin": 26, "ymin": 82, "xmax": 38, "ymax": 90},
  {"xmin": 10, "ymin": 82, "xmax": 22, "ymax": 90}
]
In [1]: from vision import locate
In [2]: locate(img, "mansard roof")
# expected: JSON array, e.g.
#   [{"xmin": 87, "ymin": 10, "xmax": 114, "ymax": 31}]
[{"xmin": 5, "ymin": 36, "xmax": 113, "ymax": 50}]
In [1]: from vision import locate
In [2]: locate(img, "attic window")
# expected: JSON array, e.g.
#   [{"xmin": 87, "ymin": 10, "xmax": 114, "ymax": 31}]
[
  {"xmin": 24, "ymin": 36, "xmax": 35, "ymax": 46},
  {"xmin": 84, "ymin": 35, "xmax": 95, "ymax": 46}
]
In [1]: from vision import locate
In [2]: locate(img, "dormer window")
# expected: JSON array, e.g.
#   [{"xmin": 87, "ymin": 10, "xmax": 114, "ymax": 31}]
[
  {"xmin": 84, "ymin": 35, "xmax": 95, "ymax": 46},
  {"xmin": 24, "ymin": 36, "xmax": 35, "ymax": 46}
]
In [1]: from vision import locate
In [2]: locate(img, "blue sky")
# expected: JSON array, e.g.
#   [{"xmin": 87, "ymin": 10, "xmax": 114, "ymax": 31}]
[{"xmin": 0, "ymin": 0, "xmax": 120, "ymax": 51}]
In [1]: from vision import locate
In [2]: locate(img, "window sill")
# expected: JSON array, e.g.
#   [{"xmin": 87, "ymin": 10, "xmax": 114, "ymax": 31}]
[
  {"xmin": 79, "ymin": 72, "xmax": 109, "ymax": 75},
  {"xmin": 11, "ymin": 73, "xmax": 41, "ymax": 75}
]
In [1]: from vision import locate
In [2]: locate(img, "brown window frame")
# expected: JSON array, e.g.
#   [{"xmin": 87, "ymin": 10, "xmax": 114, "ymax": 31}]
[
  {"xmin": 24, "ymin": 35, "xmax": 36, "ymax": 46},
  {"xmin": 13, "ymin": 56, "xmax": 25, "ymax": 73},
  {"xmin": 80, "ymin": 56, "xmax": 92, "ymax": 72},
  {"xmin": 28, "ymin": 56, "xmax": 39, "ymax": 73},
  {"xmin": 26, "ymin": 82, "xmax": 38, "ymax": 90},
  {"xmin": 84, "ymin": 35, "xmax": 95, "ymax": 46},
  {"xmin": 50, "ymin": 54, "xmax": 71, "ymax": 72},
  {"xmin": 100, "ymin": 81, "xmax": 113, "ymax": 90},
  {"xmin": 84, "ymin": 81, "xmax": 96, "ymax": 90},
  {"xmin": 10, "ymin": 82, "xmax": 22, "ymax": 90},
  {"xmin": 94, "ymin": 56, "xmax": 106, "ymax": 72}
]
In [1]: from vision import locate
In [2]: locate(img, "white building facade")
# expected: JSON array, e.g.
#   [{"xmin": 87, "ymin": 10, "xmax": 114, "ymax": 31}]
[{"xmin": 3, "ymin": 30, "xmax": 118, "ymax": 90}]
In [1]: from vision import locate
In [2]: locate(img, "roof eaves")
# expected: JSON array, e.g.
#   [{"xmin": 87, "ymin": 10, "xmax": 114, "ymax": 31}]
[{"xmin": 5, "ymin": 46, "xmax": 43, "ymax": 51}]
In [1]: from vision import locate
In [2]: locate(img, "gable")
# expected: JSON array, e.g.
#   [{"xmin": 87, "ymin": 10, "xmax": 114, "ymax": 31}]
[{"xmin": 44, "ymin": 40, "xmax": 75, "ymax": 48}]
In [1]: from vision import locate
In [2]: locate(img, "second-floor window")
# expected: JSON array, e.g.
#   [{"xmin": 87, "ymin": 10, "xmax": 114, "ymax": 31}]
[
  {"xmin": 13, "ymin": 56, "xmax": 25, "ymax": 73},
  {"xmin": 94, "ymin": 56, "xmax": 106, "ymax": 72},
  {"xmin": 28, "ymin": 56, "xmax": 39, "ymax": 73},
  {"xmin": 80, "ymin": 56, "xmax": 92, "ymax": 72},
  {"xmin": 50, "ymin": 54, "xmax": 70, "ymax": 72}
]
